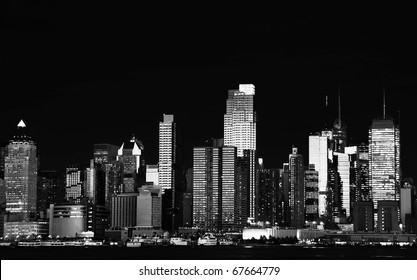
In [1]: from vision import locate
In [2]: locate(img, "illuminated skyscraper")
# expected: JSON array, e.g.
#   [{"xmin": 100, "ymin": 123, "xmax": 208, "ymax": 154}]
[
  {"xmin": 289, "ymin": 147, "xmax": 304, "ymax": 228},
  {"xmin": 117, "ymin": 136, "xmax": 144, "ymax": 193},
  {"xmin": 224, "ymin": 84, "xmax": 257, "ymax": 221},
  {"xmin": 65, "ymin": 165, "xmax": 84, "ymax": 204},
  {"xmin": 192, "ymin": 144, "xmax": 246, "ymax": 232},
  {"xmin": 158, "ymin": 114, "xmax": 176, "ymax": 192},
  {"xmin": 369, "ymin": 117, "xmax": 400, "ymax": 227},
  {"xmin": 305, "ymin": 164, "xmax": 319, "ymax": 223},
  {"xmin": 224, "ymin": 84, "xmax": 256, "ymax": 156},
  {"xmin": 4, "ymin": 120, "xmax": 38, "ymax": 221},
  {"xmin": 308, "ymin": 133, "xmax": 328, "ymax": 217}
]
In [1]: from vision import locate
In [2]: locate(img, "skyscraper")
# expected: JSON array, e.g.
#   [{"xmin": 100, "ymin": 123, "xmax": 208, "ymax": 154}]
[
  {"xmin": 65, "ymin": 165, "xmax": 84, "ymax": 204},
  {"xmin": 117, "ymin": 136, "xmax": 144, "ymax": 193},
  {"xmin": 369, "ymin": 117, "xmax": 400, "ymax": 228},
  {"xmin": 308, "ymin": 133, "xmax": 328, "ymax": 217},
  {"xmin": 4, "ymin": 120, "xmax": 38, "ymax": 222},
  {"xmin": 192, "ymin": 144, "xmax": 246, "ymax": 232},
  {"xmin": 305, "ymin": 164, "xmax": 319, "ymax": 223},
  {"xmin": 289, "ymin": 147, "xmax": 305, "ymax": 228},
  {"xmin": 224, "ymin": 84, "xmax": 257, "ymax": 221},
  {"xmin": 158, "ymin": 114, "xmax": 176, "ymax": 193}
]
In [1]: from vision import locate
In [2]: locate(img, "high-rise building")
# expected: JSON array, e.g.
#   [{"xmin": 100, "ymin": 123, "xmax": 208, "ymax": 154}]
[
  {"xmin": 305, "ymin": 164, "xmax": 319, "ymax": 223},
  {"xmin": 137, "ymin": 186, "xmax": 162, "ymax": 228},
  {"xmin": 0, "ymin": 141, "xmax": 7, "ymax": 179},
  {"xmin": 146, "ymin": 164, "xmax": 159, "ymax": 185},
  {"xmin": 358, "ymin": 144, "xmax": 370, "ymax": 201},
  {"xmin": 93, "ymin": 143, "xmax": 118, "ymax": 165},
  {"xmin": 4, "ymin": 120, "xmax": 38, "ymax": 222},
  {"xmin": 334, "ymin": 151, "xmax": 350, "ymax": 217},
  {"xmin": 353, "ymin": 201, "xmax": 374, "ymax": 232},
  {"xmin": 224, "ymin": 84, "xmax": 257, "ymax": 221},
  {"xmin": 158, "ymin": 114, "xmax": 176, "ymax": 192},
  {"xmin": 369, "ymin": 117, "xmax": 400, "ymax": 228},
  {"xmin": 117, "ymin": 136, "xmax": 144, "ymax": 193},
  {"xmin": 308, "ymin": 134, "xmax": 328, "ymax": 217},
  {"xmin": 280, "ymin": 163, "xmax": 291, "ymax": 226},
  {"xmin": 289, "ymin": 147, "xmax": 305, "ymax": 228},
  {"xmin": 192, "ymin": 144, "xmax": 246, "ymax": 232},
  {"xmin": 65, "ymin": 165, "xmax": 84, "ymax": 204},
  {"xmin": 0, "ymin": 178, "xmax": 5, "ymax": 237},
  {"xmin": 110, "ymin": 193, "xmax": 140, "ymax": 228},
  {"xmin": 258, "ymin": 167, "xmax": 281, "ymax": 226},
  {"xmin": 37, "ymin": 170, "xmax": 65, "ymax": 219},
  {"xmin": 377, "ymin": 200, "xmax": 400, "ymax": 233},
  {"xmin": 332, "ymin": 92, "xmax": 347, "ymax": 153}
]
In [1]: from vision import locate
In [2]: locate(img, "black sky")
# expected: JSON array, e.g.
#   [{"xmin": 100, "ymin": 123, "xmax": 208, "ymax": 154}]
[{"xmin": 1, "ymin": 4, "xmax": 416, "ymax": 180}]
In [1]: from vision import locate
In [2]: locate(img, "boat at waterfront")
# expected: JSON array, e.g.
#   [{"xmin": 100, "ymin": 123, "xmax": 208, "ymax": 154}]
[
  {"xmin": 170, "ymin": 237, "xmax": 190, "ymax": 246},
  {"xmin": 198, "ymin": 233, "xmax": 217, "ymax": 246}
]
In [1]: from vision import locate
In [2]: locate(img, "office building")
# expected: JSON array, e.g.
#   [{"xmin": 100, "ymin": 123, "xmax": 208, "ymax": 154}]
[
  {"xmin": 0, "ymin": 178, "xmax": 5, "ymax": 237},
  {"xmin": 117, "ymin": 136, "xmax": 145, "ymax": 193},
  {"xmin": 353, "ymin": 201, "xmax": 374, "ymax": 232},
  {"xmin": 49, "ymin": 204, "xmax": 87, "ymax": 238},
  {"xmin": 137, "ymin": 186, "xmax": 162, "ymax": 228},
  {"xmin": 146, "ymin": 164, "xmax": 159, "ymax": 185},
  {"xmin": 110, "ymin": 193, "xmax": 140, "ymax": 228},
  {"xmin": 93, "ymin": 143, "xmax": 118, "ymax": 165},
  {"xmin": 224, "ymin": 84, "xmax": 257, "ymax": 222},
  {"xmin": 65, "ymin": 165, "xmax": 84, "ymax": 204},
  {"xmin": 369, "ymin": 117, "xmax": 400, "ymax": 228},
  {"xmin": 4, "ymin": 221, "xmax": 48, "ymax": 239},
  {"xmin": 289, "ymin": 147, "xmax": 305, "ymax": 228},
  {"xmin": 193, "ymin": 144, "xmax": 246, "ymax": 232},
  {"xmin": 158, "ymin": 114, "xmax": 176, "ymax": 192},
  {"xmin": 305, "ymin": 164, "xmax": 319, "ymax": 223},
  {"xmin": 358, "ymin": 144, "xmax": 370, "ymax": 201},
  {"xmin": 377, "ymin": 200, "xmax": 400, "ymax": 233},
  {"xmin": 0, "ymin": 142, "xmax": 7, "ymax": 179},
  {"xmin": 400, "ymin": 187, "xmax": 412, "ymax": 226},
  {"xmin": 4, "ymin": 120, "xmax": 38, "ymax": 222},
  {"xmin": 37, "ymin": 170, "xmax": 65, "ymax": 219},
  {"xmin": 280, "ymin": 164, "xmax": 291, "ymax": 226},
  {"xmin": 308, "ymin": 133, "xmax": 328, "ymax": 217},
  {"xmin": 258, "ymin": 167, "xmax": 280, "ymax": 226}
]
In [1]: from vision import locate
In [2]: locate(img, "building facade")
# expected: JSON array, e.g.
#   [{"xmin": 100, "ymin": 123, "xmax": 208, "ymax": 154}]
[
  {"xmin": 289, "ymin": 147, "xmax": 305, "ymax": 228},
  {"xmin": 224, "ymin": 84, "xmax": 257, "ymax": 221},
  {"xmin": 369, "ymin": 118, "xmax": 400, "ymax": 228},
  {"xmin": 4, "ymin": 120, "xmax": 38, "ymax": 222}
]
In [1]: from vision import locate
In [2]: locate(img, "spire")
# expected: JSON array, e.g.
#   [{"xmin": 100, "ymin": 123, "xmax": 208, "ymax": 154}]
[
  {"xmin": 383, "ymin": 86, "xmax": 386, "ymax": 120},
  {"xmin": 338, "ymin": 85, "xmax": 341, "ymax": 127},
  {"xmin": 17, "ymin": 119, "xmax": 26, "ymax": 128}
]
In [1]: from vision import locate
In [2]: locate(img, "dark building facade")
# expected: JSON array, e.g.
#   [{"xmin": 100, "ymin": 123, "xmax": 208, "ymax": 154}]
[
  {"xmin": 377, "ymin": 200, "xmax": 400, "ymax": 233},
  {"xmin": 37, "ymin": 170, "xmax": 65, "ymax": 219},
  {"xmin": 353, "ymin": 201, "xmax": 374, "ymax": 232}
]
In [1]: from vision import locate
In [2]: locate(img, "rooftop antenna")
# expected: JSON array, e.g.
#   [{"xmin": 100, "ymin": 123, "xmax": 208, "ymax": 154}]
[
  {"xmin": 383, "ymin": 85, "xmax": 386, "ymax": 120},
  {"xmin": 338, "ymin": 84, "xmax": 341, "ymax": 127}
]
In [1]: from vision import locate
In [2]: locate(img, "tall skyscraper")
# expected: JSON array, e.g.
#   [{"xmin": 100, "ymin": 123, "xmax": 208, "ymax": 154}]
[
  {"xmin": 117, "ymin": 136, "xmax": 144, "ymax": 193},
  {"xmin": 308, "ymin": 133, "xmax": 328, "ymax": 217},
  {"xmin": 4, "ymin": 120, "xmax": 38, "ymax": 222},
  {"xmin": 158, "ymin": 114, "xmax": 176, "ymax": 192},
  {"xmin": 289, "ymin": 147, "xmax": 305, "ymax": 228},
  {"xmin": 258, "ymin": 167, "xmax": 280, "ymax": 226},
  {"xmin": 192, "ymin": 144, "xmax": 246, "ymax": 232},
  {"xmin": 369, "ymin": 117, "xmax": 400, "ymax": 228},
  {"xmin": 224, "ymin": 84, "xmax": 257, "ymax": 221}
]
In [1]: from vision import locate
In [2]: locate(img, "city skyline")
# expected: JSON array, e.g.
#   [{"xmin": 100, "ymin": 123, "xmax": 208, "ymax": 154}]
[{"xmin": 1, "ymin": 7, "xmax": 416, "ymax": 183}]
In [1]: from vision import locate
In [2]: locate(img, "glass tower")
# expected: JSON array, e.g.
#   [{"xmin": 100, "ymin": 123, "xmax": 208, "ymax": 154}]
[
  {"xmin": 224, "ymin": 84, "xmax": 257, "ymax": 221},
  {"xmin": 369, "ymin": 118, "xmax": 400, "ymax": 227},
  {"xmin": 289, "ymin": 147, "xmax": 305, "ymax": 228},
  {"xmin": 158, "ymin": 114, "xmax": 176, "ymax": 192},
  {"xmin": 5, "ymin": 120, "xmax": 38, "ymax": 221},
  {"xmin": 308, "ymin": 134, "xmax": 328, "ymax": 217}
]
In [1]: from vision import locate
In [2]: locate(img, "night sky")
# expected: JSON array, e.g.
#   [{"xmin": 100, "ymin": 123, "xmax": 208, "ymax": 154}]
[{"xmin": 1, "ymin": 4, "xmax": 416, "ymax": 181}]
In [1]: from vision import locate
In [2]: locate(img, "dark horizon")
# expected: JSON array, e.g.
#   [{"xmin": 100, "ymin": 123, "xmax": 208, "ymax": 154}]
[{"xmin": 1, "ymin": 4, "xmax": 416, "ymax": 180}]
